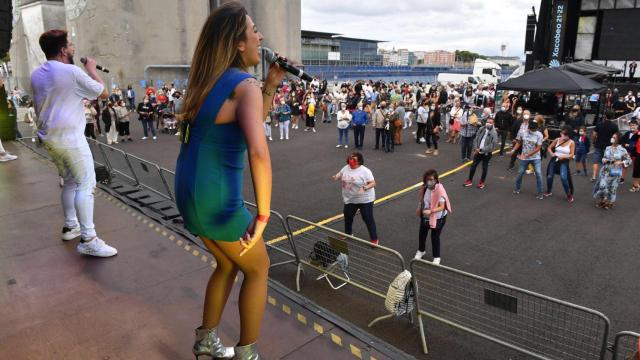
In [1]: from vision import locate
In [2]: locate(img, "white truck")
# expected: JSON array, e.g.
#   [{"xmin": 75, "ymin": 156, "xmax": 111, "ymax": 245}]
[{"xmin": 437, "ymin": 59, "xmax": 502, "ymax": 85}]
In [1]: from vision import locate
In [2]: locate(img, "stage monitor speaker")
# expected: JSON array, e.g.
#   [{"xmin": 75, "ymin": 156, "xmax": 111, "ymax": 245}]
[{"xmin": 524, "ymin": 14, "xmax": 536, "ymax": 53}]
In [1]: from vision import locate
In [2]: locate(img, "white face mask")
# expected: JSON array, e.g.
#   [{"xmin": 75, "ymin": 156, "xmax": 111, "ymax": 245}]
[
  {"xmin": 523, "ymin": 114, "xmax": 530, "ymax": 120},
  {"xmin": 610, "ymin": 138, "xmax": 616, "ymax": 144},
  {"xmin": 501, "ymin": 107, "xmax": 506, "ymax": 111},
  {"xmin": 517, "ymin": 110, "xmax": 523, "ymax": 115},
  {"xmin": 579, "ymin": 131, "xmax": 585, "ymax": 135},
  {"xmin": 426, "ymin": 180, "xmax": 436, "ymax": 188}
]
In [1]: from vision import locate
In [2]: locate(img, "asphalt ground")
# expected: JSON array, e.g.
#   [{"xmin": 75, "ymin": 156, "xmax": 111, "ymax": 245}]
[{"xmin": 16, "ymin": 112, "xmax": 640, "ymax": 359}]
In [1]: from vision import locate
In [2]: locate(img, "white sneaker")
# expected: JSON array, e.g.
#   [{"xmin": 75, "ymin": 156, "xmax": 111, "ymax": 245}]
[
  {"xmin": 141, "ymin": 137, "xmax": 148, "ymax": 140},
  {"xmin": 113, "ymin": 141, "xmax": 119, "ymax": 144},
  {"xmin": 0, "ymin": 153, "xmax": 18, "ymax": 162},
  {"xmin": 62, "ymin": 226, "xmax": 81, "ymax": 241},
  {"xmin": 419, "ymin": 138, "xmax": 426, "ymax": 143},
  {"xmin": 107, "ymin": 141, "xmax": 112, "ymax": 145},
  {"xmin": 312, "ymin": 128, "xmax": 316, "ymax": 133},
  {"xmin": 280, "ymin": 136, "xmax": 284, "ymax": 140},
  {"xmin": 414, "ymin": 250, "xmax": 426, "ymax": 259},
  {"xmin": 336, "ymin": 144, "xmax": 342, "ymax": 148},
  {"xmin": 152, "ymin": 136, "xmax": 157, "ymax": 140},
  {"xmin": 344, "ymin": 145, "xmax": 348, "ymax": 149},
  {"xmin": 285, "ymin": 136, "xmax": 289, "ymax": 140},
  {"xmin": 432, "ymin": 257, "xmax": 441, "ymax": 265},
  {"xmin": 77, "ymin": 237, "xmax": 118, "ymax": 257},
  {"xmin": 268, "ymin": 137, "xmax": 273, "ymax": 141}
]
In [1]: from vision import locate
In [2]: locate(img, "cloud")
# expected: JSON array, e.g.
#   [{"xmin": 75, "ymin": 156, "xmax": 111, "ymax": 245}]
[{"xmin": 301, "ymin": 0, "xmax": 538, "ymax": 57}]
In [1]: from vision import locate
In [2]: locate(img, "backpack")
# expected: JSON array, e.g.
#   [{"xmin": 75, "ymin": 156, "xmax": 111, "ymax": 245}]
[
  {"xmin": 384, "ymin": 270, "xmax": 415, "ymax": 316},
  {"xmin": 309, "ymin": 241, "xmax": 339, "ymax": 267}
]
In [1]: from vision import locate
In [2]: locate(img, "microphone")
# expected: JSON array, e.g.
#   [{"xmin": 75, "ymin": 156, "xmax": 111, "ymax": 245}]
[
  {"xmin": 261, "ymin": 47, "xmax": 313, "ymax": 82},
  {"xmin": 80, "ymin": 57, "xmax": 110, "ymax": 73}
]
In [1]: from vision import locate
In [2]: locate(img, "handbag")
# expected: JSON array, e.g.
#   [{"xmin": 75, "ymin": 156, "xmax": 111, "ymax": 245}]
[{"xmin": 609, "ymin": 166, "xmax": 622, "ymax": 177}]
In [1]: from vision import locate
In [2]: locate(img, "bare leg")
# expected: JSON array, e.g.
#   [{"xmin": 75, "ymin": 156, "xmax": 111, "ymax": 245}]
[
  {"xmin": 207, "ymin": 237, "xmax": 270, "ymax": 345},
  {"xmin": 200, "ymin": 238, "xmax": 239, "ymax": 329}
]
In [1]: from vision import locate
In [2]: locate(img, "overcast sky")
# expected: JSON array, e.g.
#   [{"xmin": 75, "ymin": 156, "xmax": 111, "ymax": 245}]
[{"xmin": 301, "ymin": 0, "xmax": 539, "ymax": 57}]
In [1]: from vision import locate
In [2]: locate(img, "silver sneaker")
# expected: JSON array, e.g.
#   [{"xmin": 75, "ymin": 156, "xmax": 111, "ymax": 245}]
[
  {"xmin": 193, "ymin": 327, "xmax": 234, "ymax": 359},
  {"xmin": 233, "ymin": 343, "xmax": 260, "ymax": 360},
  {"xmin": 77, "ymin": 237, "xmax": 118, "ymax": 257}
]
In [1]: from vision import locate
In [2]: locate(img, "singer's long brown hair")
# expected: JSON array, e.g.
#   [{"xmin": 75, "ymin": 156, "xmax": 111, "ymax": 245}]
[{"xmin": 180, "ymin": 2, "xmax": 248, "ymax": 122}]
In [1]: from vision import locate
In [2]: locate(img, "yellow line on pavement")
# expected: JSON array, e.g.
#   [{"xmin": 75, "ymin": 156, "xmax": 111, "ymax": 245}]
[{"xmin": 266, "ymin": 148, "xmax": 504, "ymax": 245}]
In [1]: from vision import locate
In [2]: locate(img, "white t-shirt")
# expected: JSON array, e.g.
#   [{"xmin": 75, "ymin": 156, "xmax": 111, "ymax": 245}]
[
  {"xmin": 423, "ymin": 189, "xmax": 447, "ymax": 219},
  {"xmin": 339, "ymin": 165, "xmax": 375, "ymax": 204},
  {"xmin": 31, "ymin": 60, "xmax": 104, "ymax": 148}
]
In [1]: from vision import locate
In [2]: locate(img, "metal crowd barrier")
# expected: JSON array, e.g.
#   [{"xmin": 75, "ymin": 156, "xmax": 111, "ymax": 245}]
[
  {"xmin": 97, "ymin": 142, "xmax": 137, "ymax": 184},
  {"xmin": 410, "ymin": 259, "xmax": 610, "ymax": 359},
  {"xmin": 285, "ymin": 215, "xmax": 408, "ymax": 326},
  {"xmin": 613, "ymin": 331, "xmax": 640, "ymax": 360}
]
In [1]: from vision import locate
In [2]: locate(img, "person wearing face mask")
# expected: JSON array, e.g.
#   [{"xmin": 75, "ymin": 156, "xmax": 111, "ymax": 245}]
[
  {"xmin": 373, "ymin": 102, "xmax": 387, "ymax": 150},
  {"xmin": 276, "ymin": 99, "xmax": 291, "ymax": 140},
  {"xmin": 544, "ymin": 126, "xmax": 576, "ymax": 202},
  {"xmin": 447, "ymin": 98, "xmax": 463, "ymax": 143},
  {"xmin": 591, "ymin": 110, "xmax": 619, "ymax": 182},
  {"xmin": 494, "ymin": 104, "xmax": 513, "ymax": 156},
  {"xmin": 416, "ymin": 100, "xmax": 429, "ymax": 144},
  {"xmin": 573, "ymin": 126, "xmax": 591, "ymax": 177},
  {"xmin": 425, "ymin": 101, "xmax": 442, "ymax": 155},
  {"xmin": 508, "ymin": 107, "xmax": 528, "ymax": 170},
  {"xmin": 511, "ymin": 121, "xmax": 545, "ymax": 199},
  {"xmin": 593, "ymin": 132, "xmax": 632, "ymax": 209},
  {"xmin": 384, "ymin": 103, "xmax": 397, "ymax": 153},
  {"xmin": 414, "ymin": 169, "xmax": 452, "ymax": 264},
  {"xmin": 336, "ymin": 102, "xmax": 352, "ymax": 148},
  {"xmin": 566, "ymin": 105, "xmax": 584, "ymax": 134},
  {"xmin": 352, "ymin": 103, "xmax": 368, "ymax": 149},
  {"xmin": 622, "ymin": 119, "xmax": 639, "ymax": 191},
  {"xmin": 137, "ymin": 96, "xmax": 157, "ymax": 140},
  {"xmin": 331, "ymin": 153, "xmax": 379, "ymax": 246},
  {"xmin": 463, "ymin": 117, "xmax": 498, "ymax": 189}
]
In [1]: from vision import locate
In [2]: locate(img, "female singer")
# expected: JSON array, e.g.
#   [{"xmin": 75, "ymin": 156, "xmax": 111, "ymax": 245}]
[{"xmin": 175, "ymin": 3, "xmax": 285, "ymax": 359}]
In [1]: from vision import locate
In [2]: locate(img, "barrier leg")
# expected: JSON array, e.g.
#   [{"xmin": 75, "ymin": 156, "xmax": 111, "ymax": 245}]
[
  {"xmin": 296, "ymin": 263, "xmax": 303, "ymax": 292},
  {"xmin": 418, "ymin": 313, "xmax": 429, "ymax": 354}
]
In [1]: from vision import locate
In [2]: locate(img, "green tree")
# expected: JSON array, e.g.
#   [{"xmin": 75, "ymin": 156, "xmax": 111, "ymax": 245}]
[{"xmin": 454, "ymin": 50, "xmax": 486, "ymax": 62}]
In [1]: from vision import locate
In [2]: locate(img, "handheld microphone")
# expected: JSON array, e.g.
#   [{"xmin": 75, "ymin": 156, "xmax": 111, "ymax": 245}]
[
  {"xmin": 80, "ymin": 57, "xmax": 110, "ymax": 73},
  {"xmin": 261, "ymin": 47, "xmax": 313, "ymax": 82}
]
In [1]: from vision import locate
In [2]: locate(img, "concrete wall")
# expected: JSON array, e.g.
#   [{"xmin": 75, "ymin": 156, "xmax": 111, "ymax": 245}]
[
  {"xmin": 10, "ymin": 0, "xmax": 302, "ymax": 97},
  {"xmin": 9, "ymin": 0, "xmax": 66, "ymax": 93}
]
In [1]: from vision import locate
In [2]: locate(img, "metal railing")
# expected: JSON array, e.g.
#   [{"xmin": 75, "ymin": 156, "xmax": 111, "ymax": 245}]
[
  {"xmin": 285, "ymin": 215, "xmax": 408, "ymax": 326},
  {"xmin": 613, "ymin": 331, "xmax": 640, "ymax": 360},
  {"xmin": 410, "ymin": 259, "xmax": 610, "ymax": 359},
  {"xmin": 15, "ymin": 136, "xmax": 632, "ymax": 359}
]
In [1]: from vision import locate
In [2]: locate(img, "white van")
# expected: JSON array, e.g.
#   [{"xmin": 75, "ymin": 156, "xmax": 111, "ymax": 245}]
[
  {"xmin": 436, "ymin": 73, "xmax": 481, "ymax": 85},
  {"xmin": 473, "ymin": 59, "xmax": 502, "ymax": 84}
]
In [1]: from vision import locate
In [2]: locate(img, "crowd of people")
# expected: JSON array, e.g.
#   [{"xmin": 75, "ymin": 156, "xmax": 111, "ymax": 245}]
[{"xmin": 263, "ymin": 77, "xmax": 640, "ymax": 263}]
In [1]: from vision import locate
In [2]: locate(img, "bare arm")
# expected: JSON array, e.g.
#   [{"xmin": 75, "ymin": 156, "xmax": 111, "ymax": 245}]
[
  {"xmin": 82, "ymin": 57, "xmax": 108, "ymax": 99},
  {"xmin": 237, "ymin": 78, "xmax": 272, "ymax": 255}
]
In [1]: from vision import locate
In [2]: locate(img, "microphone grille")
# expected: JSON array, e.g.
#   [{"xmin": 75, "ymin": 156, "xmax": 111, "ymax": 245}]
[{"xmin": 260, "ymin": 47, "xmax": 277, "ymax": 63}]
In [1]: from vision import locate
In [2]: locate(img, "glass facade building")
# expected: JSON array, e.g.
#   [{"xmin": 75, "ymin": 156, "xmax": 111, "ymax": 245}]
[{"xmin": 301, "ymin": 30, "xmax": 383, "ymax": 66}]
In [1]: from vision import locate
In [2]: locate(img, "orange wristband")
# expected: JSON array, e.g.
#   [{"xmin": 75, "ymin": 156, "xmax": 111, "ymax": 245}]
[{"xmin": 256, "ymin": 214, "xmax": 270, "ymax": 223}]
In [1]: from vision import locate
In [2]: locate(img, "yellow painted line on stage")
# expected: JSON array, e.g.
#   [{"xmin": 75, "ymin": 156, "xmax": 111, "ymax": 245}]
[{"xmin": 266, "ymin": 148, "xmax": 503, "ymax": 245}]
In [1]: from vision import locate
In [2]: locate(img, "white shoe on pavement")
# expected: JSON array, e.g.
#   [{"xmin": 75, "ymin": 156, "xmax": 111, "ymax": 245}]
[
  {"xmin": 0, "ymin": 153, "xmax": 18, "ymax": 162},
  {"xmin": 414, "ymin": 250, "xmax": 426, "ymax": 259},
  {"xmin": 268, "ymin": 137, "xmax": 273, "ymax": 141},
  {"xmin": 77, "ymin": 237, "xmax": 118, "ymax": 257},
  {"xmin": 152, "ymin": 136, "xmax": 157, "ymax": 140},
  {"xmin": 432, "ymin": 257, "xmax": 441, "ymax": 265},
  {"xmin": 336, "ymin": 144, "xmax": 341, "ymax": 148},
  {"xmin": 312, "ymin": 128, "xmax": 316, "ymax": 133},
  {"xmin": 141, "ymin": 137, "xmax": 148, "ymax": 140},
  {"xmin": 62, "ymin": 226, "xmax": 81, "ymax": 241}
]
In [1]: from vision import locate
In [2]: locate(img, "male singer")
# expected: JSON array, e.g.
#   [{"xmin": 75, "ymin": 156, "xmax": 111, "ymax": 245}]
[{"xmin": 31, "ymin": 29, "xmax": 117, "ymax": 257}]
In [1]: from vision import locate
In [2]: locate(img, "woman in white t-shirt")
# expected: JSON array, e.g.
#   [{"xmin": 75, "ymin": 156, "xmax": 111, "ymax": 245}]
[
  {"xmin": 336, "ymin": 103, "xmax": 352, "ymax": 148},
  {"xmin": 331, "ymin": 152, "xmax": 379, "ymax": 245}
]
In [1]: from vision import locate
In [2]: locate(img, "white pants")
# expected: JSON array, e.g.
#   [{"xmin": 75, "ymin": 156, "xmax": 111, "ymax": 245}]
[
  {"xmin": 107, "ymin": 123, "xmax": 119, "ymax": 143},
  {"xmin": 279, "ymin": 120, "xmax": 290, "ymax": 139},
  {"xmin": 44, "ymin": 141, "xmax": 97, "ymax": 239},
  {"xmin": 264, "ymin": 122, "xmax": 271, "ymax": 137}
]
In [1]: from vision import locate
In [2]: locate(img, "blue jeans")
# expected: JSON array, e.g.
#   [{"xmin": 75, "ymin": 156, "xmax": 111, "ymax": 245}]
[
  {"xmin": 384, "ymin": 129, "xmax": 394, "ymax": 152},
  {"xmin": 515, "ymin": 158, "xmax": 543, "ymax": 194},
  {"xmin": 142, "ymin": 118, "xmax": 156, "ymax": 137},
  {"xmin": 338, "ymin": 128, "xmax": 349, "ymax": 145},
  {"xmin": 546, "ymin": 159, "xmax": 573, "ymax": 195}
]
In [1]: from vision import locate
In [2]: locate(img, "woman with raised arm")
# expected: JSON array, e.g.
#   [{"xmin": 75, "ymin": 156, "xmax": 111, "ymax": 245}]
[{"xmin": 174, "ymin": 3, "xmax": 286, "ymax": 359}]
